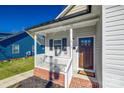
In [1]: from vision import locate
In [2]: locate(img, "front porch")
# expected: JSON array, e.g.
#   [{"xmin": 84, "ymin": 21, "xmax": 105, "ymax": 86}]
[{"xmin": 34, "ymin": 18, "xmax": 100, "ymax": 88}]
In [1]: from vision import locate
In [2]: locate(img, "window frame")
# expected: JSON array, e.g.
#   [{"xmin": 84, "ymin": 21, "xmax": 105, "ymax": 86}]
[
  {"xmin": 12, "ymin": 44, "xmax": 20, "ymax": 54},
  {"xmin": 54, "ymin": 39, "xmax": 62, "ymax": 48},
  {"xmin": 54, "ymin": 39, "xmax": 62, "ymax": 56}
]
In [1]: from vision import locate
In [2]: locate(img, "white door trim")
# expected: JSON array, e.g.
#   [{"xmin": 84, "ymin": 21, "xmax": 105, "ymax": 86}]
[{"xmin": 77, "ymin": 35, "xmax": 96, "ymax": 73}]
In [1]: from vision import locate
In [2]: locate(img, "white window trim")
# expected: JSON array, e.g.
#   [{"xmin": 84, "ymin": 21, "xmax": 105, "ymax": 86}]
[
  {"xmin": 54, "ymin": 39, "xmax": 62, "ymax": 56},
  {"xmin": 53, "ymin": 39, "xmax": 62, "ymax": 49},
  {"xmin": 54, "ymin": 39, "xmax": 62, "ymax": 46},
  {"xmin": 12, "ymin": 44, "xmax": 20, "ymax": 54}
]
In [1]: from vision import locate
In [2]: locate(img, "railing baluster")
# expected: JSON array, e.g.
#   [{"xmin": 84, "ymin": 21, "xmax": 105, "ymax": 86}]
[{"xmin": 64, "ymin": 59, "xmax": 73, "ymax": 88}]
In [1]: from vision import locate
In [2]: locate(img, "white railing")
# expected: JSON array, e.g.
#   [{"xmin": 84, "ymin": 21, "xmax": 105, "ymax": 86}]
[
  {"xmin": 36, "ymin": 54, "xmax": 69, "ymax": 72},
  {"xmin": 64, "ymin": 58, "xmax": 73, "ymax": 88},
  {"xmin": 36, "ymin": 54, "xmax": 73, "ymax": 88},
  {"xmin": 39, "ymin": 55, "xmax": 69, "ymax": 65}
]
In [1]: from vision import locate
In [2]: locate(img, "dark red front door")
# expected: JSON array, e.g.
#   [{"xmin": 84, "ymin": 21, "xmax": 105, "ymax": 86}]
[{"xmin": 79, "ymin": 37, "xmax": 94, "ymax": 70}]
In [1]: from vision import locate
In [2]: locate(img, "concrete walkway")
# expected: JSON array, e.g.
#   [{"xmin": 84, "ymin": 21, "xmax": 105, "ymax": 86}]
[{"xmin": 0, "ymin": 70, "xmax": 33, "ymax": 88}]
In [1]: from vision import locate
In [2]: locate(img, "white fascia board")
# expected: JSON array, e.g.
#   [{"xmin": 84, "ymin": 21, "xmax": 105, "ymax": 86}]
[
  {"xmin": 25, "ymin": 31, "xmax": 34, "ymax": 39},
  {"xmin": 29, "ymin": 13, "xmax": 99, "ymax": 33},
  {"xmin": 55, "ymin": 5, "xmax": 73, "ymax": 19},
  {"xmin": 37, "ymin": 18, "xmax": 99, "ymax": 35}
]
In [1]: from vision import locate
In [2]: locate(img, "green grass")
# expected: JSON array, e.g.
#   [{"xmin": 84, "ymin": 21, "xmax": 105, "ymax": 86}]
[{"xmin": 0, "ymin": 57, "xmax": 34, "ymax": 80}]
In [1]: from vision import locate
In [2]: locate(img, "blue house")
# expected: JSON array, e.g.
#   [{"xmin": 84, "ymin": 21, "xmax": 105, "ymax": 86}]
[
  {"xmin": 0, "ymin": 31, "xmax": 44, "ymax": 61},
  {"xmin": 0, "ymin": 32, "xmax": 14, "ymax": 40}
]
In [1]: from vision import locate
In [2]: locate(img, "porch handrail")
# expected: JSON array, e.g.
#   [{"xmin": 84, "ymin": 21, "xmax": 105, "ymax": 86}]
[
  {"xmin": 40, "ymin": 55, "xmax": 70, "ymax": 63},
  {"xmin": 64, "ymin": 57, "xmax": 73, "ymax": 88},
  {"xmin": 65, "ymin": 58, "xmax": 72, "ymax": 73}
]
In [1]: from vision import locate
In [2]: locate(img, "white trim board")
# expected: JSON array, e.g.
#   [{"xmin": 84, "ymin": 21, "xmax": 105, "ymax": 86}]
[
  {"xmin": 37, "ymin": 18, "xmax": 99, "ymax": 35},
  {"xmin": 55, "ymin": 5, "xmax": 73, "ymax": 19}
]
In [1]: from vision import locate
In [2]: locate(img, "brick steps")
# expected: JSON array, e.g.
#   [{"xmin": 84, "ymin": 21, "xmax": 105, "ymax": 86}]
[
  {"xmin": 34, "ymin": 68, "xmax": 65, "ymax": 86},
  {"xmin": 69, "ymin": 75, "xmax": 99, "ymax": 88}
]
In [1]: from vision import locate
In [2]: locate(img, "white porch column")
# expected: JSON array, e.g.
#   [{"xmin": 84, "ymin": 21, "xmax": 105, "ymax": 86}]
[
  {"xmin": 34, "ymin": 34, "xmax": 37, "ymax": 67},
  {"xmin": 70, "ymin": 28, "xmax": 73, "ymax": 58}
]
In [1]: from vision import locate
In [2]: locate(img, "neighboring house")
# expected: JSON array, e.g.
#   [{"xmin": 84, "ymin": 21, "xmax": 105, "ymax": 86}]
[
  {"xmin": 27, "ymin": 5, "xmax": 124, "ymax": 88},
  {"xmin": 0, "ymin": 31, "xmax": 44, "ymax": 61},
  {"xmin": 0, "ymin": 32, "xmax": 14, "ymax": 40}
]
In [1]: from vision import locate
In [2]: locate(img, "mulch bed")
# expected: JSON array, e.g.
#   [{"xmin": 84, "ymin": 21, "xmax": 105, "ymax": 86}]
[{"xmin": 8, "ymin": 76, "xmax": 64, "ymax": 88}]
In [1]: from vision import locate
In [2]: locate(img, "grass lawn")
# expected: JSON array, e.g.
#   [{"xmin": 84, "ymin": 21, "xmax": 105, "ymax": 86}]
[{"xmin": 0, "ymin": 57, "xmax": 34, "ymax": 80}]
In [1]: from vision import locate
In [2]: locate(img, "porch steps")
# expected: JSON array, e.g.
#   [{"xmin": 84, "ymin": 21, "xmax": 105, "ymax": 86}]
[{"xmin": 69, "ymin": 74, "xmax": 99, "ymax": 88}]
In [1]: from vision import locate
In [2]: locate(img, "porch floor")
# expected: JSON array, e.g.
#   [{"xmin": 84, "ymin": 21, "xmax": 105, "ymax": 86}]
[{"xmin": 69, "ymin": 74, "xmax": 99, "ymax": 88}]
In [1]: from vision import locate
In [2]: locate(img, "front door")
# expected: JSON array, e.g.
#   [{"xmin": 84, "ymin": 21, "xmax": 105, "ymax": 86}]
[{"xmin": 78, "ymin": 37, "xmax": 94, "ymax": 70}]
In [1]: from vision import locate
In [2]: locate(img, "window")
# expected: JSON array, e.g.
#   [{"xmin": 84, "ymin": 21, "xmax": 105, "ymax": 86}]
[
  {"xmin": 49, "ymin": 39, "xmax": 53, "ymax": 50},
  {"xmin": 54, "ymin": 40, "xmax": 61, "ymax": 56},
  {"xmin": 62, "ymin": 38, "xmax": 67, "ymax": 51},
  {"xmin": 12, "ymin": 44, "xmax": 19, "ymax": 54},
  {"xmin": 54, "ymin": 40, "xmax": 61, "ymax": 48}
]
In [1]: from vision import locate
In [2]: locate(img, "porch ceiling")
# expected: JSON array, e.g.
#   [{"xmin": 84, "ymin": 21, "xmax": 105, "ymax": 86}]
[{"xmin": 36, "ymin": 18, "xmax": 99, "ymax": 35}]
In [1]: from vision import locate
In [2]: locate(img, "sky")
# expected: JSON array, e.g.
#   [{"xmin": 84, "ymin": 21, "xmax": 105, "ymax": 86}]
[{"xmin": 0, "ymin": 5, "xmax": 66, "ymax": 33}]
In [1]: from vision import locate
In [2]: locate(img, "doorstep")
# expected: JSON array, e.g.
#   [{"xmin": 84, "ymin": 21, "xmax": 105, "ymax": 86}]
[
  {"xmin": 78, "ymin": 70, "xmax": 95, "ymax": 77},
  {"xmin": 69, "ymin": 74, "xmax": 99, "ymax": 88}
]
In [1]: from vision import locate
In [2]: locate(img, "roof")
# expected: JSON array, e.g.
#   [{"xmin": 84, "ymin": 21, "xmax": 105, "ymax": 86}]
[
  {"xmin": 26, "ymin": 5, "xmax": 91, "ymax": 31},
  {"xmin": 0, "ymin": 32, "xmax": 14, "ymax": 35},
  {"xmin": 0, "ymin": 32, "xmax": 15, "ymax": 40},
  {"xmin": 0, "ymin": 31, "xmax": 26, "ymax": 42},
  {"xmin": 0, "ymin": 31, "xmax": 29, "ymax": 47}
]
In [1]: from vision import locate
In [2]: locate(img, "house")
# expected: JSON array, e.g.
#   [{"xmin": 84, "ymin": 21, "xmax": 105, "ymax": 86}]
[
  {"xmin": 0, "ymin": 31, "xmax": 44, "ymax": 61},
  {"xmin": 27, "ymin": 5, "xmax": 124, "ymax": 88},
  {"xmin": 0, "ymin": 32, "xmax": 14, "ymax": 40}
]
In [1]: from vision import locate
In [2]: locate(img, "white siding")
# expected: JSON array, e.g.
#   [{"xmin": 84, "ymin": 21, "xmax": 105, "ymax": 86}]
[
  {"xmin": 45, "ymin": 26, "xmax": 96, "ymax": 58},
  {"xmin": 45, "ymin": 31, "xmax": 70, "ymax": 58},
  {"xmin": 65, "ymin": 5, "xmax": 88, "ymax": 16},
  {"xmin": 73, "ymin": 26, "xmax": 96, "ymax": 73},
  {"xmin": 103, "ymin": 5, "xmax": 124, "ymax": 88},
  {"xmin": 44, "ymin": 26, "xmax": 96, "ymax": 71}
]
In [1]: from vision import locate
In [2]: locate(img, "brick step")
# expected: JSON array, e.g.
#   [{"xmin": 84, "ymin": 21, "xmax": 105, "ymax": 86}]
[{"xmin": 69, "ymin": 75, "xmax": 99, "ymax": 88}]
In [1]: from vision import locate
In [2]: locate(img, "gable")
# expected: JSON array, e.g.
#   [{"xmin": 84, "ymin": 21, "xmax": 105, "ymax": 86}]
[
  {"xmin": 57, "ymin": 5, "xmax": 89, "ymax": 18},
  {"xmin": 0, "ymin": 32, "xmax": 30, "ymax": 47},
  {"xmin": 65, "ymin": 5, "xmax": 88, "ymax": 16}
]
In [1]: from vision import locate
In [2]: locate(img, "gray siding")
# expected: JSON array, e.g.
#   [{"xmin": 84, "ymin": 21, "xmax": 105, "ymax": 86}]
[{"xmin": 103, "ymin": 5, "xmax": 124, "ymax": 88}]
